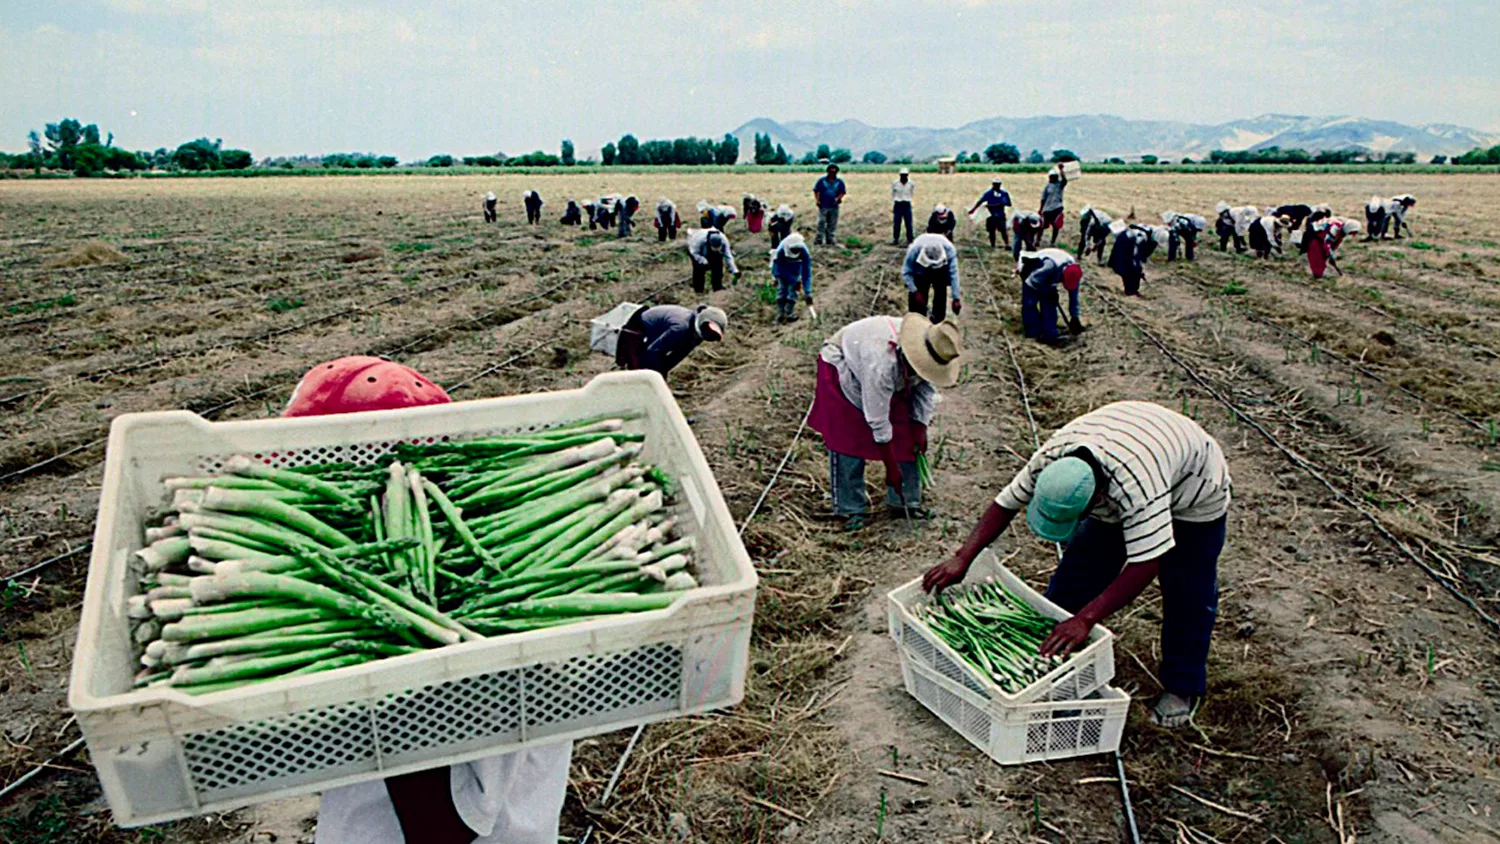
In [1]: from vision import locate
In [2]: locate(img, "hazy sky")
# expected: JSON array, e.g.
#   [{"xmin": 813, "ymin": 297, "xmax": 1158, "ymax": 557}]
[{"xmin": 2, "ymin": 0, "xmax": 1496, "ymax": 160}]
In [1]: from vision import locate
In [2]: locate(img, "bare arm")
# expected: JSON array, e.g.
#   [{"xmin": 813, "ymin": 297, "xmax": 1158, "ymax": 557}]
[
  {"xmin": 921, "ymin": 502, "xmax": 1017, "ymax": 591},
  {"xmin": 1040, "ymin": 558, "xmax": 1159, "ymax": 657}
]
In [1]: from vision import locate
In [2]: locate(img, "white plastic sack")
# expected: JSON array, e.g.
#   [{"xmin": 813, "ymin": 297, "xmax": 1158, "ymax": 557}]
[{"xmin": 589, "ymin": 301, "xmax": 642, "ymax": 356}]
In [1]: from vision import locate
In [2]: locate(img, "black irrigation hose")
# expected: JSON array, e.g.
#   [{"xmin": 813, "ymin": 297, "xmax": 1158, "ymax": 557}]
[
  {"xmin": 2, "ymin": 542, "xmax": 91, "ymax": 583},
  {"xmin": 1092, "ymin": 282, "xmax": 1500, "ymax": 636}
]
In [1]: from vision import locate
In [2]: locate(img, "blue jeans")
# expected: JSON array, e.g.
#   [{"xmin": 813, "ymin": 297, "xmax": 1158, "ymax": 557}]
[
  {"xmin": 1044, "ymin": 515, "xmax": 1226, "ymax": 697},
  {"xmin": 829, "ymin": 451, "xmax": 920, "ymax": 516},
  {"xmin": 1020, "ymin": 283, "xmax": 1059, "ymax": 341},
  {"xmin": 892, "ymin": 202, "xmax": 913, "ymax": 243}
]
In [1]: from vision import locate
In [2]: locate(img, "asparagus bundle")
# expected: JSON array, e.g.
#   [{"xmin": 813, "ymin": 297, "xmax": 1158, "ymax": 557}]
[
  {"xmin": 127, "ymin": 415, "xmax": 702, "ymax": 696},
  {"xmin": 916, "ymin": 580, "xmax": 1064, "ymax": 694}
]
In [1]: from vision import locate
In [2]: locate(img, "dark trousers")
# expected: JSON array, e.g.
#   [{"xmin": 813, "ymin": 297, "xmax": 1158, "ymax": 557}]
[
  {"xmin": 691, "ymin": 255, "xmax": 724, "ymax": 293},
  {"xmin": 1020, "ymin": 284, "xmax": 1058, "ymax": 341},
  {"xmin": 1168, "ymin": 231, "xmax": 1196, "ymax": 262},
  {"xmin": 906, "ymin": 268, "xmax": 949, "ymax": 323},
  {"xmin": 892, "ymin": 202, "xmax": 914, "ymax": 244},
  {"xmin": 829, "ymin": 451, "xmax": 920, "ymax": 515},
  {"xmin": 483, "ymin": 203, "xmax": 497, "ymax": 223},
  {"xmin": 525, "ymin": 203, "xmax": 541, "ymax": 224},
  {"xmin": 1218, "ymin": 233, "xmax": 1246, "ymax": 253},
  {"xmin": 657, "ymin": 221, "xmax": 677, "ymax": 241},
  {"xmin": 1045, "ymin": 515, "xmax": 1226, "ymax": 697},
  {"xmin": 769, "ymin": 222, "xmax": 790, "ymax": 248},
  {"xmin": 1121, "ymin": 269, "xmax": 1143, "ymax": 296},
  {"xmin": 986, "ymin": 215, "xmax": 1011, "ymax": 249}
]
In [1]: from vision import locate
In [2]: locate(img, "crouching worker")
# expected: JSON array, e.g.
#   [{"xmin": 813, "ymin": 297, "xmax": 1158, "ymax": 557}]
[
  {"xmin": 809, "ymin": 315, "xmax": 967, "ymax": 531},
  {"xmin": 1108, "ymin": 223, "xmax": 1157, "ymax": 296},
  {"xmin": 926, "ymin": 204, "xmax": 958, "ymax": 241},
  {"xmin": 903, "ymin": 233, "xmax": 962, "ymax": 324},
  {"xmin": 616, "ymin": 196, "xmax": 640, "ymax": 239},
  {"xmin": 770, "ymin": 233, "xmax": 813, "ymax": 323},
  {"xmin": 921, "ymin": 400, "xmax": 1232, "ymax": 729},
  {"xmin": 522, "ymin": 190, "xmax": 544, "ymax": 225},
  {"xmin": 686, "ymin": 227, "xmax": 739, "ymax": 293},
  {"xmin": 1161, "ymin": 211, "xmax": 1205, "ymax": 262},
  {"xmin": 482, "ymin": 192, "xmax": 498, "ymax": 223},
  {"xmin": 1306, "ymin": 217, "xmax": 1361, "ymax": 280},
  {"xmin": 1077, "ymin": 206, "xmax": 1114, "ymax": 263},
  {"xmin": 1247, "ymin": 214, "xmax": 1289, "ymax": 259},
  {"xmin": 559, "ymin": 200, "xmax": 583, "ymax": 226},
  {"xmin": 655, "ymin": 198, "xmax": 682, "ymax": 241},
  {"xmin": 1011, "ymin": 211, "xmax": 1044, "ymax": 260},
  {"xmin": 1214, "ymin": 202, "xmax": 1253, "ymax": 253},
  {"xmin": 295, "ymin": 357, "xmax": 572, "ymax": 844},
  {"xmin": 614, "ymin": 304, "xmax": 728, "ymax": 376},
  {"xmin": 1018, "ymin": 248, "xmax": 1084, "ymax": 345},
  {"xmin": 768, "ymin": 204, "xmax": 795, "ymax": 249},
  {"xmin": 743, "ymin": 194, "xmax": 766, "ymax": 234}
]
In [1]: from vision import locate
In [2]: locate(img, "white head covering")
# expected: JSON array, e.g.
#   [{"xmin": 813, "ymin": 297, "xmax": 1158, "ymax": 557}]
[
  {"xmin": 899, "ymin": 168, "xmax": 910, "ymax": 176},
  {"xmin": 773, "ymin": 232, "xmax": 808, "ymax": 261},
  {"xmin": 485, "ymin": 192, "xmax": 496, "ymax": 201},
  {"xmin": 657, "ymin": 197, "xmax": 675, "ymax": 212},
  {"xmin": 696, "ymin": 199, "xmax": 711, "ymax": 213},
  {"xmin": 695, "ymin": 305, "xmax": 728, "ymax": 339},
  {"xmin": 773, "ymin": 204, "xmax": 794, "ymax": 219},
  {"xmin": 933, "ymin": 203, "xmax": 949, "ymax": 214},
  {"xmin": 1214, "ymin": 201, "xmax": 1231, "ymax": 215},
  {"xmin": 1367, "ymin": 195, "xmax": 1385, "ymax": 213},
  {"xmin": 915, "ymin": 236, "xmax": 949, "ymax": 268}
]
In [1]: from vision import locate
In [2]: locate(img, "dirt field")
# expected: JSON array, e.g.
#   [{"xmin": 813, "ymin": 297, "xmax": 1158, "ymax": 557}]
[{"xmin": 1, "ymin": 171, "xmax": 1498, "ymax": 843}]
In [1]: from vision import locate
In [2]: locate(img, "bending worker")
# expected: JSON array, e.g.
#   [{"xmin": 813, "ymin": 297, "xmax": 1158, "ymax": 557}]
[
  {"xmin": 297, "ymin": 357, "xmax": 572, "ymax": 844},
  {"xmin": 808, "ymin": 315, "xmax": 967, "ymax": 531},
  {"xmin": 655, "ymin": 198, "xmax": 682, "ymax": 241},
  {"xmin": 903, "ymin": 233, "xmax": 962, "ymax": 324},
  {"xmin": 768, "ymin": 204, "xmax": 795, "ymax": 249},
  {"xmin": 686, "ymin": 227, "xmax": 739, "ymax": 293},
  {"xmin": 614, "ymin": 304, "xmax": 728, "ymax": 376},
  {"xmin": 522, "ymin": 190, "xmax": 544, "ymax": 225},
  {"xmin": 770, "ymin": 233, "xmax": 813, "ymax": 323},
  {"xmin": 1011, "ymin": 211, "xmax": 1044, "ymax": 259},
  {"xmin": 1077, "ymin": 206, "xmax": 1113, "ymax": 263},
  {"xmin": 922, "ymin": 400, "xmax": 1232, "ymax": 729},
  {"xmin": 559, "ymin": 199, "xmax": 583, "ymax": 226},
  {"xmin": 482, "ymin": 192, "xmax": 498, "ymax": 224},
  {"xmin": 1017, "ymin": 248, "xmax": 1084, "ymax": 345},
  {"xmin": 926, "ymin": 204, "xmax": 957, "ymax": 241},
  {"xmin": 891, "ymin": 168, "xmax": 915, "ymax": 245},
  {"xmin": 968, "ymin": 178, "xmax": 1013, "ymax": 250}
]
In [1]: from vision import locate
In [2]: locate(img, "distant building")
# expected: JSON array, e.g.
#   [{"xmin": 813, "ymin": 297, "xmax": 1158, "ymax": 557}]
[{"xmin": 936, "ymin": 157, "xmax": 957, "ymax": 175}]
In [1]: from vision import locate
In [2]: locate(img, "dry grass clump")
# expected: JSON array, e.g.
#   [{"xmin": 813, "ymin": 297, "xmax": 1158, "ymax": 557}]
[
  {"xmin": 42, "ymin": 241, "xmax": 127, "ymax": 268},
  {"xmin": 340, "ymin": 245, "xmax": 384, "ymax": 263}
]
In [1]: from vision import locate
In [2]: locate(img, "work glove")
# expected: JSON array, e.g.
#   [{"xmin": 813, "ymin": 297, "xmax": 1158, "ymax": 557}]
[
  {"xmin": 951, "ymin": 299, "xmax": 962, "ymax": 316},
  {"xmin": 804, "ymin": 295, "xmax": 814, "ymax": 306}
]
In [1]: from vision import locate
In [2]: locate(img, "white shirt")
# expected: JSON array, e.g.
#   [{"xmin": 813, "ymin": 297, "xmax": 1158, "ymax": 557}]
[
  {"xmin": 995, "ymin": 401, "xmax": 1231, "ymax": 564},
  {"xmin": 891, "ymin": 179, "xmax": 915, "ymax": 203},
  {"xmin": 819, "ymin": 316, "xmax": 938, "ymax": 444},
  {"xmin": 315, "ymin": 742, "xmax": 573, "ymax": 844}
]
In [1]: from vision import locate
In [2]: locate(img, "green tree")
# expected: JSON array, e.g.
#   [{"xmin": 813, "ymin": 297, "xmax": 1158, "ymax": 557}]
[
  {"xmin": 1140, "ymin": 154, "xmax": 1158, "ymax": 165},
  {"xmin": 377, "ymin": 155, "xmax": 398, "ymax": 168},
  {"xmin": 753, "ymin": 133, "xmax": 775, "ymax": 164},
  {"xmin": 773, "ymin": 144, "xmax": 790, "ymax": 165},
  {"xmin": 715, "ymin": 133, "xmax": 740, "ymax": 165},
  {"xmin": 829, "ymin": 147, "xmax": 852, "ymax": 163},
  {"xmin": 45, "ymin": 118, "xmax": 84, "ymax": 168},
  {"xmin": 815, "ymin": 143, "xmax": 831, "ymax": 161},
  {"xmin": 560, "ymin": 139, "xmax": 576, "ymax": 166},
  {"xmin": 220, "ymin": 149, "xmax": 253, "ymax": 170},
  {"xmin": 799, "ymin": 151, "xmax": 819, "ymax": 165},
  {"xmin": 1430, "ymin": 154, "xmax": 1447, "ymax": 165},
  {"xmin": 1049, "ymin": 149, "xmax": 1078, "ymax": 163},
  {"xmin": 172, "ymin": 137, "xmax": 223, "ymax": 171},
  {"xmin": 615, "ymin": 134, "xmax": 641, "ymax": 165},
  {"xmin": 426, "ymin": 154, "xmax": 455, "ymax": 167},
  {"xmin": 862, "ymin": 150, "xmax": 887, "ymax": 164},
  {"xmin": 1026, "ymin": 149, "xmax": 1044, "ymax": 164},
  {"xmin": 984, "ymin": 142, "xmax": 1020, "ymax": 164},
  {"xmin": 601, "ymin": 142, "xmax": 616, "ymax": 165}
]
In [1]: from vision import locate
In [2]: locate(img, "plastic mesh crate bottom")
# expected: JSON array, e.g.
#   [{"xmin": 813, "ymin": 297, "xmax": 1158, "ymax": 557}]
[
  {"xmin": 910, "ymin": 670, "xmax": 1115, "ymax": 761},
  {"xmin": 183, "ymin": 642, "xmax": 682, "ymax": 802}
]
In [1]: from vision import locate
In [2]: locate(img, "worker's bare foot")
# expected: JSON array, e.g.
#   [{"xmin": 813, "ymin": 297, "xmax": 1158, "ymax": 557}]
[{"xmin": 1149, "ymin": 692, "xmax": 1199, "ymax": 729}]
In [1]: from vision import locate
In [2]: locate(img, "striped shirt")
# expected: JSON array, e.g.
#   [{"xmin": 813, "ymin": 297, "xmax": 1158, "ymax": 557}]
[{"xmin": 995, "ymin": 401, "xmax": 1232, "ymax": 564}]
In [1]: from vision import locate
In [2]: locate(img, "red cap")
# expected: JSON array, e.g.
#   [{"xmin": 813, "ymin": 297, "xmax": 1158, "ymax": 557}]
[
  {"xmin": 1061, "ymin": 263, "xmax": 1083, "ymax": 291},
  {"xmin": 283, "ymin": 356, "xmax": 450, "ymax": 418}
]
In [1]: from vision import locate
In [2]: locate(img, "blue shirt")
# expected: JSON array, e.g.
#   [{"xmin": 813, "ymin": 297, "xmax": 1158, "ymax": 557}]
[
  {"xmin": 979, "ymin": 188, "xmax": 1012, "ymax": 212},
  {"xmin": 770, "ymin": 251, "xmax": 813, "ymax": 296},
  {"xmin": 901, "ymin": 234, "xmax": 962, "ymax": 300},
  {"xmin": 814, "ymin": 176, "xmax": 846, "ymax": 209}
]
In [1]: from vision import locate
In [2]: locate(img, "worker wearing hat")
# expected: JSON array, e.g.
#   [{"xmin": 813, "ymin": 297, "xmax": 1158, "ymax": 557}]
[
  {"xmin": 813, "ymin": 163, "xmax": 846, "ymax": 245},
  {"xmin": 686, "ymin": 227, "xmax": 739, "ymax": 293},
  {"xmin": 522, "ymin": 189, "xmax": 544, "ymax": 225},
  {"xmin": 290, "ymin": 356, "xmax": 572, "ymax": 844},
  {"xmin": 809, "ymin": 314, "xmax": 967, "ymax": 531},
  {"xmin": 967, "ymin": 178, "xmax": 1013, "ymax": 249},
  {"xmin": 614, "ymin": 303, "xmax": 727, "ymax": 375},
  {"xmin": 891, "ymin": 168, "xmax": 915, "ymax": 246},
  {"xmin": 1016, "ymin": 248, "xmax": 1083, "ymax": 345},
  {"xmin": 482, "ymin": 192, "xmax": 498, "ymax": 224},
  {"xmin": 926, "ymin": 203, "xmax": 957, "ymax": 241},
  {"xmin": 902, "ymin": 233, "xmax": 962, "ymax": 324},
  {"xmin": 922, "ymin": 400, "xmax": 1232, "ymax": 729},
  {"xmin": 769, "ymin": 233, "xmax": 814, "ymax": 323}
]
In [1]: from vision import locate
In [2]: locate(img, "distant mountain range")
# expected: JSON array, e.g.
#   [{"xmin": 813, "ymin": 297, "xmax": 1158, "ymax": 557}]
[{"xmin": 729, "ymin": 114, "xmax": 1499, "ymax": 162}]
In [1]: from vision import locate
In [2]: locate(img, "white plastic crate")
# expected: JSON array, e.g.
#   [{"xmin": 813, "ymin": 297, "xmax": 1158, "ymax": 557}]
[
  {"xmin": 900, "ymin": 654, "xmax": 1128, "ymax": 765},
  {"xmin": 69, "ymin": 371, "xmax": 756, "ymax": 827},
  {"xmin": 886, "ymin": 550, "xmax": 1114, "ymax": 705}
]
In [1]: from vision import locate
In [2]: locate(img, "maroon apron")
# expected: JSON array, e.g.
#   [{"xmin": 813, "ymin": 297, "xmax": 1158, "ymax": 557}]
[
  {"xmin": 746, "ymin": 209, "xmax": 766, "ymax": 233},
  {"xmin": 809, "ymin": 357, "xmax": 925, "ymax": 462}
]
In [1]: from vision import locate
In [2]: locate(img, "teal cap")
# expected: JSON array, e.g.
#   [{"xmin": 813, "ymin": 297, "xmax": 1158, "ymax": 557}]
[{"xmin": 1026, "ymin": 456, "xmax": 1096, "ymax": 542}]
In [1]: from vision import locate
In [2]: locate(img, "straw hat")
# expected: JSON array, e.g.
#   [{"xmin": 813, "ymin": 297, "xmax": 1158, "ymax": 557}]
[{"xmin": 898, "ymin": 315, "xmax": 967, "ymax": 387}]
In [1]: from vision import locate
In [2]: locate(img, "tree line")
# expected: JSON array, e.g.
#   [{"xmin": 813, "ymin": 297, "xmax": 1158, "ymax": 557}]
[{"xmin": 0, "ymin": 117, "xmax": 255, "ymax": 175}]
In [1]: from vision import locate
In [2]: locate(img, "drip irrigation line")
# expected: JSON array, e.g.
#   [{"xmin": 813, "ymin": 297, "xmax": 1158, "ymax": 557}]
[
  {"xmin": 0, "ymin": 736, "xmax": 85, "ymax": 803},
  {"xmin": 1116, "ymin": 751, "xmax": 1142, "ymax": 844},
  {"xmin": 3, "ymin": 542, "xmax": 90, "ymax": 583},
  {"xmin": 1093, "ymin": 283, "xmax": 1500, "ymax": 636}
]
